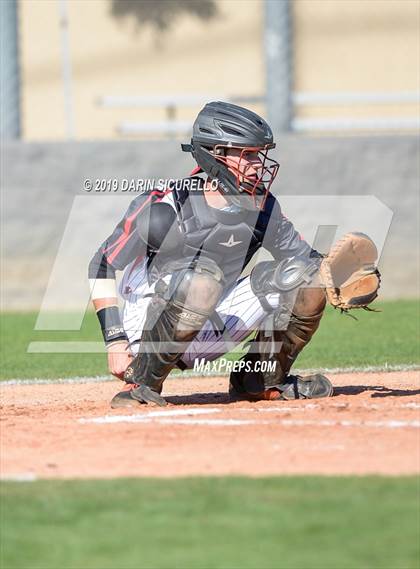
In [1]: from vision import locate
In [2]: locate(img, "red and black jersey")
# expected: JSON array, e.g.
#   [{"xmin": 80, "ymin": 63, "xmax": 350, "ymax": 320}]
[
  {"xmin": 88, "ymin": 188, "xmax": 170, "ymax": 280},
  {"xmin": 88, "ymin": 177, "xmax": 312, "ymax": 288}
]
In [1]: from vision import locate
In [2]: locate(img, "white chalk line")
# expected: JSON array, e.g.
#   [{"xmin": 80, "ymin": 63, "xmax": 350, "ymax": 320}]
[
  {"xmin": 2, "ymin": 363, "xmax": 419, "ymax": 386},
  {"xmin": 83, "ymin": 417, "xmax": 420, "ymax": 429},
  {"xmin": 79, "ymin": 407, "xmax": 420, "ymax": 429},
  {"xmin": 79, "ymin": 407, "xmax": 220, "ymax": 424}
]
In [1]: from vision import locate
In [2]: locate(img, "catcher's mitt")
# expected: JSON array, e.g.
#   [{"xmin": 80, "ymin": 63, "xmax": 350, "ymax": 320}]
[{"xmin": 319, "ymin": 232, "xmax": 381, "ymax": 311}]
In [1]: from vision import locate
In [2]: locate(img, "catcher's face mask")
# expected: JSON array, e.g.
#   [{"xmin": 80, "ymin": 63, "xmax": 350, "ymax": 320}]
[{"xmin": 214, "ymin": 145, "xmax": 279, "ymax": 210}]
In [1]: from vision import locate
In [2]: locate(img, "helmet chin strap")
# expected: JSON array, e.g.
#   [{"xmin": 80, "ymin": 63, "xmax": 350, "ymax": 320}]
[{"xmin": 207, "ymin": 177, "xmax": 261, "ymax": 212}]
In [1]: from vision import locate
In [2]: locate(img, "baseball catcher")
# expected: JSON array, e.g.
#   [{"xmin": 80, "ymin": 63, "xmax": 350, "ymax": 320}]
[{"xmin": 88, "ymin": 101, "xmax": 380, "ymax": 407}]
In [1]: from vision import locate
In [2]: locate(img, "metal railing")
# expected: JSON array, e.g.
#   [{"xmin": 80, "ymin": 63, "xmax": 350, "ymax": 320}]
[{"xmin": 97, "ymin": 91, "xmax": 420, "ymax": 136}]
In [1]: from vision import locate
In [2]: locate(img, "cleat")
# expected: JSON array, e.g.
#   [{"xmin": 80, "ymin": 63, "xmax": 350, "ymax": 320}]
[
  {"xmin": 277, "ymin": 374, "xmax": 333, "ymax": 400},
  {"xmin": 229, "ymin": 373, "xmax": 333, "ymax": 401},
  {"xmin": 228, "ymin": 375, "xmax": 247, "ymax": 399},
  {"xmin": 110, "ymin": 382, "xmax": 167, "ymax": 408},
  {"xmin": 110, "ymin": 384, "xmax": 144, "ymax": 409},
  {"xmin": 130, "ymin": 384, "xmax": 167, "ymax": 407}
]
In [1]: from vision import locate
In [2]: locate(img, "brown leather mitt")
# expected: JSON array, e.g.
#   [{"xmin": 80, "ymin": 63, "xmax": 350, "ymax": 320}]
[{"xmin": 319, "ymin": 232, "xmax": 381, "ymax": 310}]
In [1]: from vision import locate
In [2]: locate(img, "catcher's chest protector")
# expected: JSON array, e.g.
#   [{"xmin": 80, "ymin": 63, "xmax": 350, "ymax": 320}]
[{"xmin": 173, "ymin": 182, "xmax": 270, "ymax": 286}]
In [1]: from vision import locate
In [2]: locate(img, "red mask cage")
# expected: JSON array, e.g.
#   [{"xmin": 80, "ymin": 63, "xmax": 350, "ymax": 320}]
[{"xmin": 213, "ymin": 144, "xmax": 280, "ymax": 210}]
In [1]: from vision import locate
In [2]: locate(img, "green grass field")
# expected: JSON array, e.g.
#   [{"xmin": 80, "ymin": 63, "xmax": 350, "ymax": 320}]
[
  {"xmin": 1, "ymin": 477, "xmax": 419, "ymax": 569},
  {"xmin": 1, "ymin": 300, "xmax": 419, "ymax": 569},
  {"xmin": 1, "ymin": 299, "xmax": 418, "ymax": 379}
]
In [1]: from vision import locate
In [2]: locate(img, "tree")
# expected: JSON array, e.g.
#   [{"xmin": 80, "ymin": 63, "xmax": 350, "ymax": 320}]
[{"xmin": 110, "ymin": 0, "xmax": 218, "ymax": 33}]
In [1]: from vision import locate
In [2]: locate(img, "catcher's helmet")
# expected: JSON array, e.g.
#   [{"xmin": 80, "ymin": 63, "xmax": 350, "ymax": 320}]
[{"xmin": 182, "ymin": 101, "xmax": 279, "ymax": 210}]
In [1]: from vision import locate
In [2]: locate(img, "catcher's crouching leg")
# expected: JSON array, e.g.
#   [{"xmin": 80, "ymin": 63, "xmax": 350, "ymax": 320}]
[
  {"xmin": 230, "ymin": 257, "xmax": 333, "ymax": 401},
  {"xmin": 112, "ymin": 258, "xmax": 224, "ymax": 408}
]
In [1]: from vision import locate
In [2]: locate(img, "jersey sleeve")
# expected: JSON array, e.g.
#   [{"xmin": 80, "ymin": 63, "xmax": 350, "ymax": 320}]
[
  {"xmin": 263, "ymin": 195, "xmax": 314, "ymax": 260},
  {"xmin": 88, "ymin": 190, "xmax": 168, "ymax": 280}
]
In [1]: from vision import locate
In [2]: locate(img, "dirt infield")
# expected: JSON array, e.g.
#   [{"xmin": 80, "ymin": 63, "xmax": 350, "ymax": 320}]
[{"xmin": 1, "ymin": 371, "xmax": 419, "ymax": 480}]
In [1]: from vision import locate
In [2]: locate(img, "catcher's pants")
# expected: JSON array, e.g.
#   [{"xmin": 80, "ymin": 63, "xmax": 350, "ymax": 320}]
[{"xmin": 122, "ymin": 273, "xmax": 280, "ymax": 370}]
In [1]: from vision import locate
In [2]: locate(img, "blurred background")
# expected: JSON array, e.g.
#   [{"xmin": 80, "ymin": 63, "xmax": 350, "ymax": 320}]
[
  {"xmin": 3, "ymin": 0, "xmax": 420, "ymax": 139},
  {"xmin": 1, "ymin": 0, "xmax": 419, "ymax": 310}
]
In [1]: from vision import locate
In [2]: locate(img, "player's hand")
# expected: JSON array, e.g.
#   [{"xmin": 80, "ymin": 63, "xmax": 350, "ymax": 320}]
[{"xmin": 107, "ymin": 340, "xmax": 133, "ymax": 380}]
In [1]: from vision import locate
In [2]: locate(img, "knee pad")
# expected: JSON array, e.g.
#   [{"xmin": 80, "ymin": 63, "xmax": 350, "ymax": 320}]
[
  {"xmin": 155, "ymin": 256, "xmax": 224, "ymax": 333},
  {"xmin": 251, "ymin": 255, "xmax": 321, "ymax": 295},
  {"xmin": 250, "ymin": 255, "xmax": 322, "ymax": 313},
  {"xmin": 129, "ymin": 257, "xmax": 224, "ymax": 390}
]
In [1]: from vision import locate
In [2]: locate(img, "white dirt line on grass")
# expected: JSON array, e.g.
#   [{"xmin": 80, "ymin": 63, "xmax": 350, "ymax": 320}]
[
  {"xmin": 2, "ymin": 363, "xmax": 419, "ymax": 386},
  {"xmin": 0, "ymin": 473, "xmax": 38, "ymax": 482},
  {"xmin": 0, "ymin": 376, "xmax": 112, "ymax": 386}
]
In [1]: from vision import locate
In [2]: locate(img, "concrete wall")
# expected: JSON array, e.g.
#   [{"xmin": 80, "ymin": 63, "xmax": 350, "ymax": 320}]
[{"xmin": 2, "ymin": 135, "xmax": 419, "ymax": 310}]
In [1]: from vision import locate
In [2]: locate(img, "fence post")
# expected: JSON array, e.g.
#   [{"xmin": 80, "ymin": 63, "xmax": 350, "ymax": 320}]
[
  {"xmin": 58, "ymin": 0, "xmax": 75, "ymax": 139},
  {"xmin": 264, "ymin": 0, "xmax": 292, "ymax": 132},
  {"xmin": 0, "ymin": 0, "xmax": 21, "ymax": 139}
]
